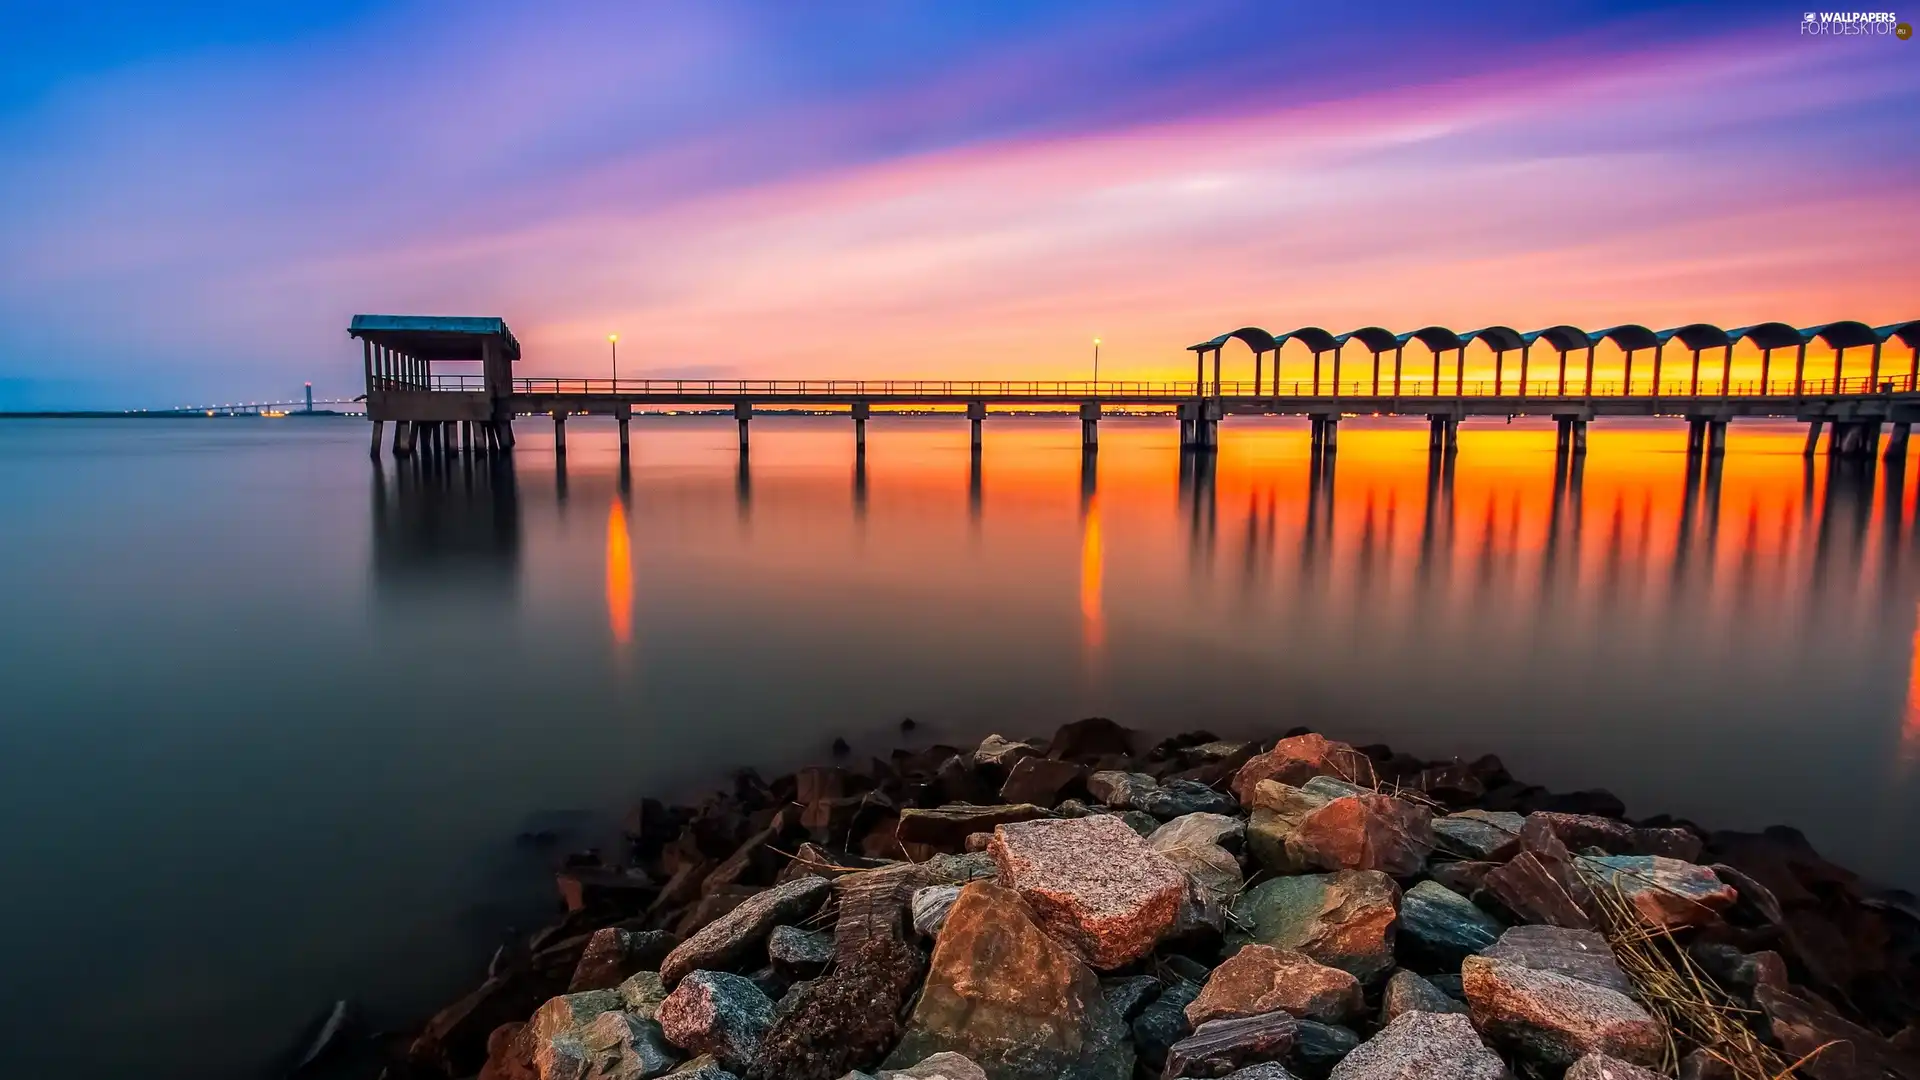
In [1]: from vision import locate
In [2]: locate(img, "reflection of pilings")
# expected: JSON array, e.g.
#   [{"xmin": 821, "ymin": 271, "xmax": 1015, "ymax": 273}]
[
  {"xmin": 1080, "ymin": 447, "xmax": 1097, "ymax": 515},
  {"xmin": 735, "ymin": 451, "xmax": 751, "ymax": 525},
  {"xmin": 968, "ymin": 446, "xmax": 982, "ymax": 526},
  {"xmin": 1881, "ymin": 449, "xmax": 1907, "ymax": 588},
  {"xmin": 1815, "ymin": 452, "xmax": 1876, "ymax": 586},
  {"xmin": 852, "ymin": 449, "xmax": 868, "ymax": 521},
  {"xmin": 1543, "ymin": 447, "xmax": 1570, "ymax": 588},
  {"xmin": 1701, "ymin": 452, "xmax": 1725, "ymax": 577},
  {"xmin": 1416, "ymin": 449, "xmax": 1455, "ymax": 584},
  {"xmin": 1188, "ymin": 449, "xmax": 1217, "ymax": 568},
  {"xmin": 1674, "ymin": 445, "xmax": 1704, "ymax": 586},
  {"xmin": 372, "ymin": 451, "xmax": 522, "ymax": 600},
  {"xmin": 554, "ymin": 444, "xmax": 569, "ymax": 510}
]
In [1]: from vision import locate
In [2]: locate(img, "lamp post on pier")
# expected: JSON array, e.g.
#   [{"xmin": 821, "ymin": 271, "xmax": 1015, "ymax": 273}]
[
  {"xmin": 1093, "ymin": 337, "xmax": 1101, "ymax": 386},
  {"xmin": 608, "ymin": 334, "xmax": 619, "ymax": 389}
]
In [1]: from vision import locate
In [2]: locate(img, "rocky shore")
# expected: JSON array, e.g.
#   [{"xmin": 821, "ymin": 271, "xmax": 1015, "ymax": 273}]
[{"xmin": 391, "ymin": 721, "xmax": 1920, "ymax": 1080}]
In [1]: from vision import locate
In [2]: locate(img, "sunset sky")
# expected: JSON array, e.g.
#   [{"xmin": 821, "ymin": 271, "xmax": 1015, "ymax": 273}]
[{"xmin": 1, "ymin": 1, "xmax": 1915, "ymax": 408}]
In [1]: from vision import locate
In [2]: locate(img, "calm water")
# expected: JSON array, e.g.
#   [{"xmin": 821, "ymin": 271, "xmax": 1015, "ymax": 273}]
[{"xmin": 2, "ymin": 414, "xmax": 1917, "ymax": 1077}]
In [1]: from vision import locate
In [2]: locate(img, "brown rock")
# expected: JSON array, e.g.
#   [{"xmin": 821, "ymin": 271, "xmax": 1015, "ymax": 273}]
[
  {"xmin": 1187, "ymin": 945, "xmax": 1363, "ymax": 1026},
  {"xmin": 1480, "ymin": 925, "xmax": 1632, "ymax": 994},
  {"xmin": 1565, "ymin": 1053, "xmax": 1667, "ymax": 1080},
  {"xmin": 1756, "ymin": 984, "xmax": 1920, "ymax": 1080},
  {"xmin": 1227, "ymin": 870, "xmax": 1400, "ymax": 983},
  {"xmin": 1381, "ymin": 969, "xmax": 1467, "ymax": 1022},
  {"xmin": 1482, "ymin": 823, "xmax": 1597, "ymax": 930},
  {"xmin": 1432, "ymin": 811, "xmax": 1524, "ymax": 862},
  {"xmin": 1164, "ymin": 1011, "xmax": 1299, "ymax": 1079},
  {"xmin": 1231, "ymin": 735, "xmax": 1375, "ymax": 806},
  {"xmin": 895, "ymin": 804, "xmax": 1051, "ymax": 850},
  {"xmin": 1429, "ymin": 861, "xmax": 1502, "ymax": 898},
  {"xmin": 673, "ymin": 887, "xmax": 759, "ymax": 937},
  {"xmin": 1577, "ymin": 855, "xmax": 1737, "ymax": 929},
  {"xmin": 1327, "ymin": 1010, "xmax": 1508, "ymax": 1080},
  {"xmin": 885, "ymin": 882, "xmax": 1135, "ymax": 1080},
  {"xmin": 973, "ymin": 735, "xmax": 1039, "ymax": 770},
  {"xmin": 1288, "ymin": 791, "xmax": 1435, "ymax": 878},
  {"xmin": 1462, "ymin": 955, "xmax": 1664, "ymax": 1068},
  {"xmin": 1046, "ymin": 717, "xmax": 1136, "ymax": 761},
  {"xmin": 656, "ymin": 970, "xmax": 774, "ymax": 1074},
  {"xmin": 988, "ymin": 815, "xmax": 1187, "ymax": 969},
  {"xmin": 660, "ymin": 876, "xmax": 832, "ymax": 986},
  {"xmin": 998, "ymin": 758, "xmax": 1086, "ymax": 806},
  {"xmin": 568, "ymin": 928, "xmax": 678, "ymax": 992}
]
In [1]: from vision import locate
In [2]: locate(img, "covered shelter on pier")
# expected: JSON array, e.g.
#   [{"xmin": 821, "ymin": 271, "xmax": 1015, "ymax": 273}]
[{"xmin": 350, "ymin": 314, "xmax": 522, "ymax": 457}]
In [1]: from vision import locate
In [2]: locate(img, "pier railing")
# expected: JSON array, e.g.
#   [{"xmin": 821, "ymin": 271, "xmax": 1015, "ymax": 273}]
[{"xmin": 419, "ymin": 373, "xmax": 1920, "ymax": 399}]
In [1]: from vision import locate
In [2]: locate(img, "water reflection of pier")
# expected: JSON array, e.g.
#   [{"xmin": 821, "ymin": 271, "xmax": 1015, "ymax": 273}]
[{"xmin": 370, "ymin": 454, "xmax": 521, "ymax": 599}]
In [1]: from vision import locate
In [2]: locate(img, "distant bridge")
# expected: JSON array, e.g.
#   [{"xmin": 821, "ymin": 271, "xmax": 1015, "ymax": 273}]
[
  {"xmin": 133, "ymin": 399, "xmax": 361, "ymax": 417},
  {"xmin": 348, "ymin": 314, "xmax": 1920, "ymax": 463}
]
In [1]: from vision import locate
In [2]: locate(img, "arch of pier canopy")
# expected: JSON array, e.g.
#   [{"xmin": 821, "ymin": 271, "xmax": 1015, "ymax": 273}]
[
  {"xmin": 1879, "ymin": 321, "xmax": 1920, "ymax": 348},
  {"xmin": 1802, "ymin": 321, "xmax": 1878, "ymax": 349},
  {"xmin": 1333, "ymin": 327, "xmax": 1399, "ymax": 395},
  {"xmin": 1656, "ymin": 323, "xmax": 1730, "ymax": 350},
  {"xmin": 1186, "ymin": 327, "xmax": 1278, "ymax": 393},
  {"xmin": 1521, "ymin": 326, "xmax": 1598, "ymax": 394},
  {"xmin": 1452, "ymin": 327, "xmax": 1527, "ymax": 393},
  {"xmin": 1524, "ymin": 325, "xmax": 1591, "ymax": 352},
  {"xmin": 1393, "ymin": 327, "xmax": 1466, "ymax": 395},
  {"xmin": 1728, "ymin": 322, "xmax": 1803, "ymax": 350},
  {"xmin": 1652, "ymin": 324, "xmax": 1734, "ymax": 395}
]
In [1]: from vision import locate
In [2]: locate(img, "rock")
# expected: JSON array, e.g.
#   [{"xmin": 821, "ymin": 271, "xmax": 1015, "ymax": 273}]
[
  {"xmin": 974, "ymin": 735, "xmax": 1039, "ymax": 770},
  {"xmin": 660, "ymin": 877, "xmax": 833, "ymax": 986},
  {"xmin": 1527, "ymin": 813, "xmax": 1704, "ymax": 863},
  {"xmin": 1231, "ymin": 735, "xmax": 1376, "ymax": 805},
  {"xmin": 1480, "ymin": 925, "xmax": 1632, "ymax": 994},
  {"xmin": 571, "ymin": 929, "xmax": 679, "ymax": 993},
  {"xmin": 1756, "ymin": 983, "xmax": 1920, "ymax": 1080},
  {"xmin": 1152, "ymin": 812, "xmax": 1246, "ymax": 852},
  {"xmin": 877, "ymin": 1052, "xmax": 990, "ymax": 1080},
  {"xmin": 895, "ymin": 805, "xmax": 1051, "ymax": 850},
  {"xmin": 1246, "ymin": 780, "xmax": 1434, "ymax": 877},
  {"xmin": 1164, "ymin": 1012, "xmax": 1299, "ymax": 1079},
  {"xmin": 1428, "ymin": 861, "xmax": 1501, "ymax": 899},
  {"xmin": 911, "ymin": 884, "xmax": 963, "ymax": 938},
  {"xmin": 998, "ymin": 758, "xmax": 1085, "ymax": 806},
  {"xmin": 1398, "ymin": 880, "xmax": 1505, "ymax": 969},
  {"xmin": 1428, "ymin": 974, "xmax": 1465, "ymax": 999},
  {"xmin": 1187, "ymin": 945, "xmax": 1364, "ymax": 1026},
  {"xmin": 1140, "ymin": 779, "xmax": 1240, "ymax": 819},
  {"xmin": 572, "ymin": 1011, "xmax": 681, "ymax": 1079},
  {"xmin": 1432, "ymin": 811, "xmax": 1524, "ymax": 862},
  {"xmin": 1134, "ymin": 978, "xmax": 1203, "ymax": 1071},
  {"xmin": 511, "ymin": 988, "xmax": 682, "ymax": 1080},
  {"xmin": 617, "ymin": 971, "xmax": 670, "ymax": 1014},
  {"xmin": 1087, "ymin": 770, "xmax": 1158, "ymax": 808},
  {"xmin": 1100, "ymin": 974, "xmax": 1162, "ymax": 1022},
  {"xmin": 1679, "ymin": 1049, "xmax": 1737, "ymax": 1080},
  {"xmin": 1577, "ymin": 855, "xmax": 1737, "ymax": 929},
  {"xmin": 1462, "ymin": 955, "xmax": 1664, "ymax": 1068},
  {"xmin": 1408, "ymin": 763, "xmax": 1487, "ymax": 807},
  {"xmin": 885, "ymin": 882, "xmax": 1134, "ymax": 1080},
  {"xmin": 1227, "ymin": 871, "xmax": 1400, "ymax": 983},
  {"xmin": 1115, "ymin": 810, "xmax": 1160, "ymax": 837},
  {"xmin": 1687, "ymin": 942, "xmax": 1787, "ymax": 1000},
  {"xmin": 1565, "ymin": 1053, "xmax": 1667, "ymax": 1080},
  {"xmin": 1223, "ymin": 1066, "xmax": 1301, "ymax": 1080},
  {"xmin": 1327, "ymin": 1010, "xmax": 1508, "ymax": 1080},
  {"xmin": 657, "ymin": 972, "xmax": 774, "ymax": 1075},
  {"xmin": 665, "ymin": 1055, "xmax": 738, "ymax": 1079},
  {"xmin": 1046, "ymin": 717, "xmax": 1136, "ymax": 761},
  {"xmin": 766, "ymin": 926, "xmax": 833, "ymax": 969},
  {"xmin": 1482, "ymin": 823, "xmax": 1597, "ymax": 930},
  {"xmin": 987, "ymin": 815, "xmax": 1187, "ymax": 969},
  {"xmin": 1381, "ymin": 970, "xmax": 1467, "ymax": 1022},
  {"xmin": 1290, "ymin": 1020, "xmax": 1361, "ymax": 1079}
]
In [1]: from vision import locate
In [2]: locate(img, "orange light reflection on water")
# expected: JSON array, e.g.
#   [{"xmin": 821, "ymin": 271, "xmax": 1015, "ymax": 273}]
[
  {"xmin": 1080, "ymin": 489, "xmax": 1104, "ymax": 653},
  {"xmin": 607, "ymin": 497, "xmax": 632, "ymax": 646}
]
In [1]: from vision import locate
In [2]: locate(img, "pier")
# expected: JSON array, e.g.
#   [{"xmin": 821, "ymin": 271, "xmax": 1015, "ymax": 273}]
[{"xmin": 350, "ymin": 314, "xmax": 1920, "ymax": 463}]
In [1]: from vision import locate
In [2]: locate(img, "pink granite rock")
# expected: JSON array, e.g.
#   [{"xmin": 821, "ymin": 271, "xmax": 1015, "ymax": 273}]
[
  {"xmin": 988, "ymin": 814, "xmax": 1187, "ymax": 969},
  {"xmin": 1231, "ymin": 735, "xmax": 1376, "ymax": 806},
  {"xmin": 1187, "ymin": 945, "xmax": 1364, "ymax": 1026},
  {"xmin": 1463, "ymin": 954, "xmax": 1664, "ymax": 1068}
]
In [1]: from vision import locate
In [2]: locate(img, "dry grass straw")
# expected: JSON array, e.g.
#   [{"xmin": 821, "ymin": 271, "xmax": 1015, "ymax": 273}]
[{"xmin": 1584, "ymin": 870, "xmax": 1824, "ymax": 1080}]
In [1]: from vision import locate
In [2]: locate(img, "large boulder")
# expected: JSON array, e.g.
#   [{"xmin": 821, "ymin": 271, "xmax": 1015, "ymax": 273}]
[
  {"xmin": 1228, "ymin": 871, "xmax": 1400, "ymax": 983},
  {"xmin": 499, "ymin": 988, "xmax": 683, "ymax": 1080},
  {"xmin": 1432, "ymin": 811, "xmax": 1524, "ymax": 862},
  {"xmin": 1247, "ymin": 780, "xmax": 1433, "ymax": 877},
  {"xmin": 1398, "ymin": 880, "xmax": 1505, "ymax": 969},
  {"xmin": 885, "ymin": 882, "xmax": 1134, "ymax": 1080},
  {"xmin": 1327, "ymin": 1010, "xmax": 1508, "ymax": 1080},
  {"xmin": 1577, "ymin": 855, "xmax": 1737, "ymax": 929},
  {"xmin": 1187, "ymin": 945, "xmax": 1363, "ymax": 1027},
  {"xmin": 1756, "ymin": 984, "xmax": 1920, "ymax": 1080},
  {"xmin": 660, "ymin": 877, "xmax": 832, "ymax": 986},
  {"xmin": 987, "ymin": 815, "xmax": 1186, "ymax": 969},
  {"xmin": 656, "ymin": 972, "xmax": 775, "ymax": 1075},
  {"xmin": 1151, "ymin": 813, "xmax": 1245, "ymax": 935},
  {"xmin": 1231, "ymin": 735, "xmax": 1375, "ymax": 805},
  {"xmin": 1482, "ymin": 822, "xmax": 1597, "ymax": 930},
  {"xmin": 1462, "ymin": 955, "xmax": 1664, "ymax": 1068},
  {"xmin": 1164, "ymin": 1012, "xmax": 1299, "ymax": 1079}
]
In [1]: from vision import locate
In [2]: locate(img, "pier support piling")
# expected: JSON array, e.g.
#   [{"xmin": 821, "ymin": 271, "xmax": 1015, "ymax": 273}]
[
  {"xmin": 1887, "ymin": 422, "xmax": 1910, "ymax": 462},
  {"xmin": 1079, "ymin": 401, "xmax": 1100, "ymax": 450},
  {"xmin": 370, "ymin": 419, "xmax": 385, "ymax": 459},
  {"xmin": 967, "ymin": 401, "xmax": 985, "ymax": 451},
  {"xmin": 1571, "ymin": 419, "xmax": 1587, "ymax": 455},
  {"xmin": 1555, "ymin": 417, "xmax": 1571, "ymax": 454},
  {"xmin": 1804, "ymin": 420, "xmax": 1824, "ymax": 457},
  {"xmin": 394, "ymin": 421, "xmax": 416, "ymax": 458},
  {"xmin": 734, "ymin": 402, "xmax": 752, "ymax": 454},
  {"xmin": 618, "ymin": 413, "xmax": 630, "ymax": 455},
  {"xmin": 1686, "ymin": 417, "xmax": 1706, "ymax": 456},
  {"xmin": 552, "ymin": 411, "xmax": 567, "ymax": 455},
  {"xmin": 1707, "ymin": 420, "xmax": 1728, "ymax": 457},
  {"xmin": 851, "ymin": 402, "xmax": 870, "ymax": 452}
]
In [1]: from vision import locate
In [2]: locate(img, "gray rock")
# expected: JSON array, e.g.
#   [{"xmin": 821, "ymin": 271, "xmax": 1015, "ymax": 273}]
[
  {"xmin": 570, "ymin": 928, "xmax": 680, "ymax": 992},
  {"xmin": 617, "ymin": 971, "xmax": 670, "ymax": 1017},
  {"xmin": 911, "ymin": 884, "xmax": 963, "ymax": 938},
  {"xmin": 1139, "ymin": 778, "xmax": 1239, "ymax": 819},
  {"xmin": 1462, "ymin": 955, "xmax": 1663, "ymax": 1068},
  {"xmin": 1165, "ymin": 1011, "xmax": 1299, "ymax": 1079},
  {"xmin": 1289, "ymin": 1019, "xmax": 1361, "ymax": 1078},
  {"xmin": 766, "ymin": 925, "xmax": 833, "ymax": 968},
  {"xmin": 1133, "ymin": 978, "xmax": 1203, "ymax": 1070},
  {"xmin": 1150, "ymin": 814, "xmax": 1244, "ymax": 936},
  {"xmin": 1432, "ymin": 811, "xmax": 1525, "ymax": 861},
  {"xmin": 1224, "ymin": 1066, "xmax": 1301, "ymax": 1080},
  {"xmin": 878, "ymin": 1051, "xmax": 990, "ymax": 1080},
  {"xmin": 1381, "ymin": 969, "xmax": 1467, "ymax": 1022},
  {"xmin": 656, "ymin": 971, "xmax": 776, "ymax": 1075},
  {"xmin": 1565, "ymin": 1053, "xmax": 1667, "ymax": 1080},
  {"xmin": 1399, "ymin": 880, "xmax": 1505, "ymax": 968},
  {"xmin": 576, "ymin": 1011, "xmax": 681, "ymax": 1079},
  {"xmin": 1087, "ymin": 770, "xmax": 1158, "ymax": 808},
  {"xmin": 1100, "ymin": 974, "xmax": 1163, "ymax": 1022},
  {"xmin": 1116, "ymin": 810, "xmax": 1160, "ymax": 837},
  {"xmin": 660, "ymin": 877, "xmax": 833, "ymax": 986},
  {"xmin": 522, "ymin": 988, "xmax": 682, "ymax": 1080},
  {"xmin": 1328, "ymin": 1010, "xmax": 1509, "ymax": 1080},
  {"xmin": 1687, "ymin": 942, "xmax": 1787, "ymax": 1000},
  {"xmin": 1479, "ymin": 925, "xmax": 1632, "ymax": 994},
  {"xmin": 973, "ymin": 735, "xmax": 1039, "ymax": 769},
  {"xmin": 664, "ymin": 1055, "xmax": 739, "ymax": 1079},
  {"xmin": 1151, "ymin": 812, "xmax": 1247, "ymax": 852}
]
